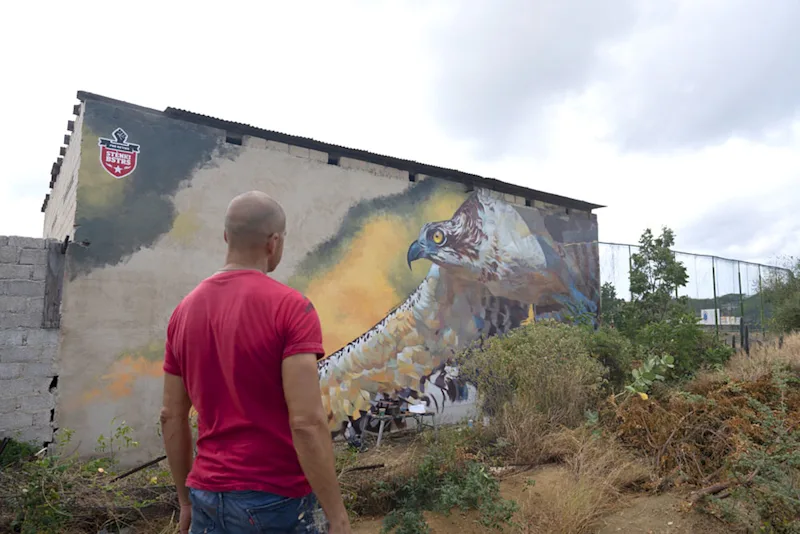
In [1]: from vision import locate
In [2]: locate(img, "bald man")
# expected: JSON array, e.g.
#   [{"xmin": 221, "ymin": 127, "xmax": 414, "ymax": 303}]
[{"xmin": 160, "ymin": 192, "xmax": 351, "ymax": 534}]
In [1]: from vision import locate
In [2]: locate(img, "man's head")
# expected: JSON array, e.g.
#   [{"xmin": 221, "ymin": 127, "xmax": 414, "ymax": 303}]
[{"xmin": 223, "ymin": 191, "xmax": 287, "ymax": 273}]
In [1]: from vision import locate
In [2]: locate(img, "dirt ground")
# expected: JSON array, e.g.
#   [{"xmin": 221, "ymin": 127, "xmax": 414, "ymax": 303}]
[
  {"xmin": 351, "ymin": 466, "xmax": 729, "ymax": 534},
  {"xmin": 595, "ymin": 494, "xmax": 725, "ymax": 534}
]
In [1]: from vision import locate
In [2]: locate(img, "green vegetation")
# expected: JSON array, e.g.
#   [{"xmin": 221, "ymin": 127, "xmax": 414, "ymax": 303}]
[
  {"xmin": 0, "ymin": 438, "xmax": 39, "ymax": 468},
  {"xmin": 719, "ymin": 368, "xmax": 800, "ymax": 530},
  {"xmin": 762, "ymin": 256, "xmax": 800, "ymax": 333},
  {"xmin": 0, "ymin": 420, "xmax": 172, "ymax": 534},
  {"xmin": 337, "ymin": 428, "xmax": 518, "ymax": 534},
  {"xmin": 379, "ymin": 434, "xmax": 518, "ymax": 534},
  {"xmin": 600, "ymin": 226, "xmax": 733, "ymax": 375},
  {"xmin": 459, "ymin": 320, "xmax": 606, "ymax": 429}
]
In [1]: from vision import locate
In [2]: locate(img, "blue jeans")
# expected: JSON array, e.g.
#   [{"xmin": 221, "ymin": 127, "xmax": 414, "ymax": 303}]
[{"xmin": 188, "ymin": 487, "xmax": 327, "ymax": 533}]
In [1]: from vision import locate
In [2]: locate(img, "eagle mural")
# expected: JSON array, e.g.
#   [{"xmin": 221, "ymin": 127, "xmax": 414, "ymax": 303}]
[{"xmin": 314, "ymin": 186, "xmax": 599, "ymax": 440}]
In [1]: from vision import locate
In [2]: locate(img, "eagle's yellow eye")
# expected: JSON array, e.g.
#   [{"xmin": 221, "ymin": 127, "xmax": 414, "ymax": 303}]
[{"xmin": 432, "ymin": 229, "xmax": 445, "ymax": 245}]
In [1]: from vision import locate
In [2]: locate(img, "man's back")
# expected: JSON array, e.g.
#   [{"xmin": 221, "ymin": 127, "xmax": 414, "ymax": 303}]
[{"xmin": 163, "ymin": 270, "xmax": 324, "ymax": 498}]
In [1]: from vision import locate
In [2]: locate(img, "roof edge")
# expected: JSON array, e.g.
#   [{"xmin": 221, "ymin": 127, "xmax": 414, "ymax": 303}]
[
  {"xmin": 76, "ymin": 90, "xmax": 605, "ymax": 212},
  {"xmin": 77, "ymin": 90, "xmax": 163, "ymax": 116}
]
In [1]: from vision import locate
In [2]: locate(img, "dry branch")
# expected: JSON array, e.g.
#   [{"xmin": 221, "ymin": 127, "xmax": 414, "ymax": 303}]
[{"xmin": 689, "ymin": 468, "xmax": 759, "ymax": 503}]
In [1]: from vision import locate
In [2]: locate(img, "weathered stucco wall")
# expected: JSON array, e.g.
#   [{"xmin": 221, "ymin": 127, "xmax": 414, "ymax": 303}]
[
  {"xmin": 43, "ymin": 104, "xmax": 84, "ymax": 241},
  {"xmin": 52, "ymin": 96, "xmax": 599, "ymax": 465},
  {"xmin": 0, "ymin": 237, "xmax": 61, "ymax": 446}
]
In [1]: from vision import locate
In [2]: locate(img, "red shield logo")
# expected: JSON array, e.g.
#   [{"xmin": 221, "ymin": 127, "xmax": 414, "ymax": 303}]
[{"xmin": 98, "ymin": 128, "xmax": 140, "ymax": 179}]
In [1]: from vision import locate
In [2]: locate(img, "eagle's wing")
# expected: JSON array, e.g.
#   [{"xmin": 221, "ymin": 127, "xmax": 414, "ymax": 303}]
[{"xmin": 318, "ymin": 263, "xmax": 529, "ymax": 433}]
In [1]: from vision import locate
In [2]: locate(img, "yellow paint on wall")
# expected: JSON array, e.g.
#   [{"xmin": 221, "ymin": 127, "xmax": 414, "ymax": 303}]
[
  {"xmin": 81, "ymin": 388, "xmax": 102, "ymax": 404},
  {"xmin": 80, "ymin": 342, "xmax": 165, "ymax": 406},
  {"xmin": 305, "ymin": 189, "xmax": 466, "ymax": 356},
  {"xmin": 75, "ymin": 126, "xmax": 128, "ymax": 220},
  {"xmin": 101, "ymin": 356, "xmax": 163, "ymax": 399},
  {"xmin": 521, "ymin": 304, "xmax": 536, "ymax": 325},
  {"xmin": 169, "ymin": 210, "xmax": 201, "ymax": 245}
]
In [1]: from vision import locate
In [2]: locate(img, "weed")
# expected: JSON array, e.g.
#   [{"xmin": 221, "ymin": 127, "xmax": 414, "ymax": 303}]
[
  {"xmin": 517, "ymin": 429, "xmax": 649, "ymax": 534},
  {"xmin": 625, "ymin": 353, "xmax": 675, "ymax": 398},
  {"xmin": 96, "ymin": 417, "xmax": 139, "ymax": 462},
  {"xmin": 0, "ymin": 422, "xmax": 172, "ymax": 534},
  {"xmin": 0, "ymin": 437, "xmax": 39, "ymax": 467},
  {"xmin": 339, "ymin": 429, "xmax": 516, "ymax": 534},
  {"xmin": 380, "ymin": 453, "xmax": 517, "ymax": 534}
]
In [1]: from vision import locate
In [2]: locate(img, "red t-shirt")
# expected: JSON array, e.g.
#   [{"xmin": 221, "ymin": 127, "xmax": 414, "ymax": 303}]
[{"xmin": 163, "ymin": 270, "xmax": 324, "ymax": 498}]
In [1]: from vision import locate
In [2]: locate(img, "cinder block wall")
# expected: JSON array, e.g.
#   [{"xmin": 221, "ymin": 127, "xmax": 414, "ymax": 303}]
[{"xmin": 0, "ymin": 236, "xmax": 60, "ymax": 446}]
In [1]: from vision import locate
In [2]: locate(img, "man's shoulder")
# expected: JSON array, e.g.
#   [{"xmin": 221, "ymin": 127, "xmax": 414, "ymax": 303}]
[
  {"xmin": 223, "ymin": 274, "xmax": 315, "ymax": 315},
  {"xmin": 276, "ymin": 284, "xmax": 316, "ymax": 315}
]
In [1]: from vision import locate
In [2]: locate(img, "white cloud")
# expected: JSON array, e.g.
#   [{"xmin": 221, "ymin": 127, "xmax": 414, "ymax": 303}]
[
  {"xmin": 598, "ymin": 0, "xmax": 800, "ymax": 151},
  {"xmin": 0, "ymin": 0, "xmax": 797, "ymax": 266}
]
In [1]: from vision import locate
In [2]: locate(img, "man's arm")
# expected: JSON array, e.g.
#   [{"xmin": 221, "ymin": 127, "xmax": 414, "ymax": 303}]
[
  {"xmin": 160, "ymin": 372, "xmax": 194, "ymax": 507},
  {"xmin": 283, "ymin": 353, "xmax": 350, "ymax": 531}
]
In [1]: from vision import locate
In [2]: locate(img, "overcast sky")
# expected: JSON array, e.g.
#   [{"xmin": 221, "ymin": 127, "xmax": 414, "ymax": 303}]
[{"xmin": 1, "ymin": 0, "xmax": 798, "ymax": 267}]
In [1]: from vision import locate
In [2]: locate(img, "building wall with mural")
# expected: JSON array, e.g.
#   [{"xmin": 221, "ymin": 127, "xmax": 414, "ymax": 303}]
[{"xmin": 43, "ymin": 93, "xmax": 600, "ymax": 464}]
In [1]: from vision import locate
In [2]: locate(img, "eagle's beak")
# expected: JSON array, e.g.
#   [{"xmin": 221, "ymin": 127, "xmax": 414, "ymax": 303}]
[{"xmin": 407, "ymin": 240, "xmax": 424, "ymax": 269}]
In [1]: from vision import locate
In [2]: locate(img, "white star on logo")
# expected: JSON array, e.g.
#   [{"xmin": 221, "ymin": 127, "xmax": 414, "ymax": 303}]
[{"xmin": 114, "ymin": 165, "xmax": 123, "ymax": 174}]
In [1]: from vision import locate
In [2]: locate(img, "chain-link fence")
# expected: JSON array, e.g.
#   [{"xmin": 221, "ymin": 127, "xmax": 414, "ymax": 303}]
[{"xmin": 597, "ymin": 242, "xmax": 792, "ymax": 339}]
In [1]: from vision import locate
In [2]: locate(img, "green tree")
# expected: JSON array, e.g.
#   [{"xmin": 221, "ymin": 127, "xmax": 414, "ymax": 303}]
[
  {"xmin": 599, "ymin": 282, "xmax": 624, "ymax": 327},
  {"xmin": 616, "ymin": 227, "xmax": 731, "ymax": 375},
  {"xmin": 627, "ymin": 227, "xmax": 689, "ymax": 327},
  {"xmin": 762, "ymin": 256, "xmax": 800, "ymax": 333}
]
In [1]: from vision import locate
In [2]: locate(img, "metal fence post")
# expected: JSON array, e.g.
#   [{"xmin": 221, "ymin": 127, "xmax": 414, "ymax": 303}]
[
  {"xmin": 737, "ymin": 262, "xmax": 745, "ymax": 318},
  {"xmin": 628, "ymin": 245, "xmax": 633, "ymax": 301},
  {"xmin": 758, "ymin": 265, "xmax": 765, "ymax": 336},
  {"xmin": 738, "ymin": 261, "xmax": 745, "ymax": 336},
  {"xmin": 712, "ymin": 256, "xmax": 719, "ymax": 339}
]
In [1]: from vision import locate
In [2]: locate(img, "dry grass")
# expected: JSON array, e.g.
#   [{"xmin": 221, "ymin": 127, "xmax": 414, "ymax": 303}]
[
  {"xmin": 516, "ymin": 428, "xmax": 650, "ymax": 534},
  {"xmin": 605, "ymin": 333, "xmax": 800, "ymax": 490},
  {"xmin": 483, "ymin": 402, "xmax": 554, "ymax": 465},
  {"xmin": 720, "ymin": 332, "xmax": 800, "ymax": 383}
]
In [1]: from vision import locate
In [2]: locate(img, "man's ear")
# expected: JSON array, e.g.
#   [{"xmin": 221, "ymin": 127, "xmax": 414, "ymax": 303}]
[
  {"xmin": 223, "ymin": 230, "xmax": 229, "ymax": 244},
  {"xmin": 266, "ymin": 233, "xmax": 278, "ymax": 255}
]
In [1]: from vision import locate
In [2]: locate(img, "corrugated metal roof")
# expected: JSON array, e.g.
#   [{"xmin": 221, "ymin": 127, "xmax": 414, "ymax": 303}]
[{"xmin": 77, "ymin": 91, "xmax": 605, "ymax": 212}]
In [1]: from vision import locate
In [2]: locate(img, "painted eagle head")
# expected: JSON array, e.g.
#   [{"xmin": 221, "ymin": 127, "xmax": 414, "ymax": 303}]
[{"xmin": 406, "ymin": 193, "xmax": 487, "ymax": 271}]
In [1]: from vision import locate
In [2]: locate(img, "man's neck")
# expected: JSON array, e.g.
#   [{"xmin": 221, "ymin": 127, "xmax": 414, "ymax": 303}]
[{"xmin": 218, "ymin": 260, "xmax": 267, "ymax": 274}]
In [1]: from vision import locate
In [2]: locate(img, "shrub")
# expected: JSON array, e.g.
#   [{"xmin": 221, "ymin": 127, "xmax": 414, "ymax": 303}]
[
  {"xmin": 604, "ymin": 226, "xmax": 734, "ymax": 378},
  {"xmin": 458, "ymin": 320, "xmax": 607, "ymax": 429},
  {"xmin": 636, "ymin": 310, "xmax": 732, "ymax": 375},
  {"xmin": 583, "ymin": 325, "xmax": 637, "ymax": 389}
]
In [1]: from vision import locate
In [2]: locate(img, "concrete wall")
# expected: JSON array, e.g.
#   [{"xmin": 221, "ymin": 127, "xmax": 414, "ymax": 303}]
[
  {"xmin": 0, "ymin": 237, "xmax": 60, "ymax": 446},
  {"xmin": 44, "ymin": 104, "xmax": 83, "ymax": 241},
  {"xmin": 49, "ymin": 95, "xmax": 599, "ymax": 465}
]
